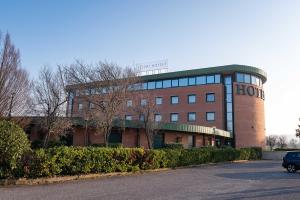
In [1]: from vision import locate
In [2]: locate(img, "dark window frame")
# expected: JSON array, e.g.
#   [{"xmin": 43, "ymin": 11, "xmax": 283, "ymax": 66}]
[
  {"xmin": 206, "ymin": 112, "xmax": 215, "ymax": 121},
  {"xmin": 187, "ymin": 112, "xmax": 196, "ymax": 122},
  {"xmin": 170, "ymin": 96, "xmax": 179, "ymax": 104},
  {"xmin": 206, "ymin": 93, "xmax": 215, "ymax": 102},
  {"xmin": 155, "ymin": 97, "xmax": 163, "ymax": 105},
  {"xmin": 170, "ymin": 113, "xmax": 179, "ymax": 122},
  {"xmin": 188, "ymin": 94, "xmax": 196, "ymax": 104}
]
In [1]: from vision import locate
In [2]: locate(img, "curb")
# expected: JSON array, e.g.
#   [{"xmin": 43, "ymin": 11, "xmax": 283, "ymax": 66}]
[{"xmin": 0, "ymin": 160, "xmax": 250, "ymax": 187}]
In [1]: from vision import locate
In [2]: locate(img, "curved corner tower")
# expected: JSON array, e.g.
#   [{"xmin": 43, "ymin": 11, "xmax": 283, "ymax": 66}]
[{"xmin": 230, "ymin": 65, "xmax": 267, "ymax": 148}]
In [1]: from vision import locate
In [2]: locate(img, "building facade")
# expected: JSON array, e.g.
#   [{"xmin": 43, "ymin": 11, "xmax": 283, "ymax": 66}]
[{"xmin": 66, "ymin": 64, "xmax": 267, "ymax": 148}]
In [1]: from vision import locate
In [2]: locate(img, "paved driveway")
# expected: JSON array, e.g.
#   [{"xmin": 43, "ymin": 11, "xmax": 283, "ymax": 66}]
[{"xmin": 1, "ymin": 160, "xmax": 300, "ymax": 200}]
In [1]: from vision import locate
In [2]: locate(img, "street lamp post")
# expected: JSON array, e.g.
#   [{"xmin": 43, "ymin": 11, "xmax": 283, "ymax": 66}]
[{"xmin": 8, "ymin": 92, "xmax": 16, "ymax": 120}]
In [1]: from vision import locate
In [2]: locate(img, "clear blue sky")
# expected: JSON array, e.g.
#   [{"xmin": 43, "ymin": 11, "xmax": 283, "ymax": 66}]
[{"xmin": 1, "ymin": 0, "xmax": 300, "ymax": 139}]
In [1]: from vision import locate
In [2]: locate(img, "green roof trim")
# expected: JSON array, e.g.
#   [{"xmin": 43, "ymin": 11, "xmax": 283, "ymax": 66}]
[
  {"xmin": 141, "ymin": 64, "xmax": 267, "ymax": 84},
  {"xmin": 71, "ymin": 118, "xmax": 232, "ymax": 138}
]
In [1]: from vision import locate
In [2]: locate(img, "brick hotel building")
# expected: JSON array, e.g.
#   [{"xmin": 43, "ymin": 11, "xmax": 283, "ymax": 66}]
[{"xmin": 66, "ymin": 64, "xmax": 267, "ymax": 148}]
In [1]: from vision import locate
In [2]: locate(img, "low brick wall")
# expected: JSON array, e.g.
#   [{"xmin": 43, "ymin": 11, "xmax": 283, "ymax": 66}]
[{"xmin": 262, "ymin": 151, "xmax": 286, "ymax": 160}]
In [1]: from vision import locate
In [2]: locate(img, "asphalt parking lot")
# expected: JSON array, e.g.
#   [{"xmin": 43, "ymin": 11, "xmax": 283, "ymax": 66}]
[{"xmin": 1, "ymin": 160, "xmax": 300, "ymax": 200}]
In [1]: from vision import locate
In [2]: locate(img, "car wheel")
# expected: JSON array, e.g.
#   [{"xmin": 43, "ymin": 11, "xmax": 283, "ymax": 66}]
[{"xmin": 287, "ymin": 164, "xmax": 296, "ymax": 173}]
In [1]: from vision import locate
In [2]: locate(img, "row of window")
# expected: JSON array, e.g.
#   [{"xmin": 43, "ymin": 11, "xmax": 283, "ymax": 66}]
[
  {"xmin": 70, "ymin": 74, "xmax": 222, "ymax": 97},
  {"xmin": 144, "ymin": 74, "xmax": 221, "ymax": 90},
  {"xmin": 236, "ymin": 73, "xmax": 262, "ymax": 86},
  {"xmin": 125, "ymin": 112, "xmax": 216, "ymax": 122},
  {"xmin": 127, "ymin": 93, "xmax": 216, "ymax": 107}
]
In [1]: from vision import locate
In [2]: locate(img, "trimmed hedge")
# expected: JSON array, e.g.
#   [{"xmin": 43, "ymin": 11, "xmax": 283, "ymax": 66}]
[{"xmin": 8, "ymin": 146, "xmax": 262, "ymax": 179}]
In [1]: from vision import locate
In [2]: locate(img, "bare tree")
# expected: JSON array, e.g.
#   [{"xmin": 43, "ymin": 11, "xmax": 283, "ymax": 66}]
[
  {"xmin": 266, "ymin": 135, "xmax": 278, "ymax": 151},
  {"xmin": 32, "ymin": 66, "xmax": 72, "ymax": 147},
  {"xmin": 63, "ymin": 60, "xmax": 137, "ymax": 146},
  {"xmin": 296, "ymin": 118, "xmax": 300, "ymax": 138},
  {"xmin": 0, "ymin": 32, "xmax": 31, "ymax": 117},
  {"xmin": 131, "ymin": 91, "xmax": 163, "ymax": 149},
  {"xmin": 288, "ymin": 138, "xmax": 298, "ymax": 149},
  {"xmin": 276, "ymin": 135, "xmax": 287, "ymax": 149}
]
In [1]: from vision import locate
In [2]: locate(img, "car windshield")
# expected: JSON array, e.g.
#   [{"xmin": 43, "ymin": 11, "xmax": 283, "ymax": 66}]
[{"xmin": 286, "ymin": 152, "xmax": 300, "ymax": 158}]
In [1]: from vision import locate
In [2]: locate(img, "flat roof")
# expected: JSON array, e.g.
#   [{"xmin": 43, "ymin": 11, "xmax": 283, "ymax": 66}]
[{"xmin": 142, "ymin": 64, "xmax": 267, "ymax": 84}]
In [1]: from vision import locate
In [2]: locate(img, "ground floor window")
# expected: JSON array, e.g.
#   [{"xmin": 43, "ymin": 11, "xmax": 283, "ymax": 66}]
[
  {"xmin": 109, "ymin": 131, "xmax": 122, "ymax": 144},
  {"xmin": 153, "ymin": 133, "xmax": 164, "ymax": 148}
]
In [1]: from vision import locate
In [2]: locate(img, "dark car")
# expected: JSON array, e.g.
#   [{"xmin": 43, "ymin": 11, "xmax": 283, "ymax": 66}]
[{"xmin": 282, "ymin": 151, "xmax": 300, "ymax": 173}]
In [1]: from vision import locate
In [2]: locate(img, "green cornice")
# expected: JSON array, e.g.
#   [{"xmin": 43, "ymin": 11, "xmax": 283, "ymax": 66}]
[
  {"xmin": 71, "ymin": 118, "xmax": 232, "ymax": 138},
  {"xmin": 141, "ymin": 64, "xmax": 267, "ymax": 84}
]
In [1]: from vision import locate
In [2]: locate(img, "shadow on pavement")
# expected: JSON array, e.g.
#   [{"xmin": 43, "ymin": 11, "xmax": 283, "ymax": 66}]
[
  {"xmin": 216, "ymin": 171, "xmax": 300, "ymax": 180},
  {"xmin": 222, "ymin": 161, "xmax": 281, "ymax": 169},
  {"xmin": 211, "ymin": 186, "xmax": 300, "ymax": 200}
]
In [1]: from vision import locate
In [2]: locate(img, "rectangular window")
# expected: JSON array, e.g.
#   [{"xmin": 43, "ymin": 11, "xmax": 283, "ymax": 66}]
[
  {"xmin": 148, "ymin": 81, "xmax": 155, "ymax": 89},
  {"xmin": 139, "ymin": 114, "xmax": 145, "ymax": 121},
  {"xmin": 163, "ymin": 80, "xmax": 171, "ymax": 88},
  {"xmin": 142, "ymin": 82, "xmax": 148, "ymax": 90},
  {"xmin": 188, "ymin": 77, "xmax": 196, "ymax": 85},
  {"xmin": 179, "ymin": 78, "xmax": 188, "ymax": 86},
  {"xmin": 155, "ymin": 81, "xmax": 163, "ymax": 89},
  {"xmin": 89, "ymin": 102, "xmax": 94, "ymax": 109},
  {"xmin": 251, "ymin": 76, "xmax": 257, "ymax": 85},
  {"xmin": 170, "ymin": 113, "xmax": 179, "ymax": 122},
  {"xmin": 188, "ymin": 94, "xmax": 196, "ymax": 104},
  {"xmin": 196, "ymin": 76, "xmax": 206, "ymax": 85},
  {"xmin": 78, "ymin": 103, "xmax": 83, "ymax": 112},
  {"xmin": 102, "ymin": 88, "xmax": 108, "ymax": 94},
  {"xmin": 227, "ymin": 121, "xmax": 233, "ymax": 131},
  {"xmin": 188, "ymin": 112, "xmax": 196, "ymax": 122},
  {"xmin": 85, "ymin": 89, "xmax": 90, "ymax": 95},
  {"xmin": 226, "ymin": 94, "xmax": 232, "ymax": 102},
  {"xmin": 236, "ymin": 73, "xmax": 244, "ymax": 83},
  {"xmin": 227, "ymin": 113, "xmax": 233, "ymax": 121},
  {"xmin": 141, "ymin": 99, "xmax": 147, "ymax": 106},
  {"xmin": 125, "ymin": 115, "xmax": 132, "ymax": 121},
  {"xmin": 154, "ymin": 114, "xmax": 162, "ymax": 122},
  {"xmin": 225, "ymin": 85, "xmax": 232, "ymax": 93},
  {"xmin": 127, "ymin": 100, "xmax": 133, "ymax": 107},
  {"xmin": 206, "ymin": 112, "xmax": 215, "ymax": 121},
  {"xmin": 206, "ymin": 93, "xmax": 215, "ymax": 102},
  {"xmin": 225, "ymin": 76, "xmax": 232, "ymax": 85},
  {"xmin": 90, "ymin": 88, "xmax": 96, "ymax": 95},
  {"xmin": 171, "ymin": 96, "xmax": 179, "ymax": 104},
  {"xmin": 206, "ymin": 75, "xmax": 215, "ymax": 84},
  {"xmin": 226, "ymin": 103, "xmax": 232, "ymax": 112},
  {"xmin": 244, "ymin": 74, "xmax": 251, "ymax": 83},
  {"xmin": 171, "ymin": 79, "xmax": 179, "ymax": 87},
  {"xmin": 133, "ymin": 83, "xmax": 143, "ymax": 90},
  {"xmin": 215, "ymin": 74, "xmax": 221, "ymax": 83},
  {"xmin": 155, "ymin": 97, "xmax": 163, "ymax": 105}
]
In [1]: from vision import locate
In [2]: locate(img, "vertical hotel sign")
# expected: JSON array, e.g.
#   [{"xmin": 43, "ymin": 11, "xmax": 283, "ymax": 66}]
[{"xmin": 135, "ymin": 59, "xmax": 168, "ymax": 76}]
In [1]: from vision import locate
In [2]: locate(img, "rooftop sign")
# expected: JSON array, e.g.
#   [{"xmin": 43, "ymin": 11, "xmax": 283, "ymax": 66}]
[{"xmin": 135, "ymin": 59, "xmax": 168, "ymax": 76}]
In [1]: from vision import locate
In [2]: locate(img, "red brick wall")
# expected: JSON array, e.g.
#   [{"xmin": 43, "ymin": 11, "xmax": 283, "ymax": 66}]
[
  {"xmin": 233, "ymin": 83, "xmax": 265, "ymax": 148},
  {"xmin": 71, "ymin": 84, "xmax": 225, "ymax": 130}
]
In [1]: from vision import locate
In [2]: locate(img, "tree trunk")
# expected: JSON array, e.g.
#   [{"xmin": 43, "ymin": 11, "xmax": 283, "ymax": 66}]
[
  {"xmin": 145, "ymin": 130, "xmax": 152, "ymax": 149},
  {"xmin": 84, "ymin": 122, "xmax": 88, "ymax": 146},
  {"xmin": 43, "ymin": 132, "xmax": 50, "ymax": 148}
]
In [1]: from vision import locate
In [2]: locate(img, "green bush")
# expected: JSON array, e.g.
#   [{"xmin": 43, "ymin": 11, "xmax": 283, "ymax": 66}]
[
  {"xmin": 6, "ymin": 146, "xmax": 262, "ymax": 179},
  {"xmin": 163, "ymin": 143, "xmax": 184, "ymax": 149},
  {"xmin": 0, "ymin": 120, "xmax": 31, "ymax": 178}
]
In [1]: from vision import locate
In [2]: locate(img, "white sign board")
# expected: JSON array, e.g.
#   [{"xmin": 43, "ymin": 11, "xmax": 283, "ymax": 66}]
[{"xmin": 135, "ymin": 59, "xmax": 168, "ymax": 76}]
